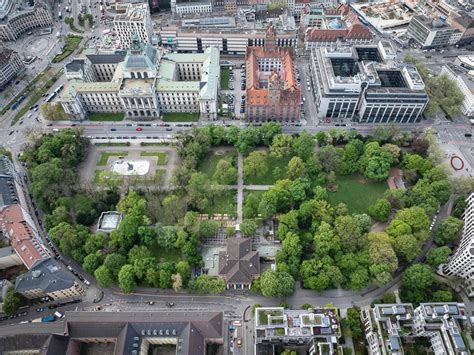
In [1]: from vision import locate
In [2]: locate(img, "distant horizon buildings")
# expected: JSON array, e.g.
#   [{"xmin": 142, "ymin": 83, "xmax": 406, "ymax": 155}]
[{"xmin": 442, "ymin": 193, "xmax": 474, "ymax": 296}]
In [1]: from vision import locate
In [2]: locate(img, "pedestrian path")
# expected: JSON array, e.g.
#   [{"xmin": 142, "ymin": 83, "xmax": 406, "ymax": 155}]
[{"xmin": 236, "ymin": 153, "xmax": 243, "ymax": 224}]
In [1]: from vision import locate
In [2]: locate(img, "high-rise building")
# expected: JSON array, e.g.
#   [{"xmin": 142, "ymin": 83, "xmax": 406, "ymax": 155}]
[
  {"xmin": 0, "ymin": 47, "xmax": 25, "ymax": 89},
  {"xmin": 113, "ymin": 2, "xmax": 152, "ymax": 48},
  {"xmin": 310, "ymin": 41, "xmax": 429, "ymax": 124},
  {"xmin": 443, "ymin": 193, "xmax": 474, "ymax": 296},
  {"xmin": 0, "ymin": 0, "xmax": 53, "ymax": 42}
]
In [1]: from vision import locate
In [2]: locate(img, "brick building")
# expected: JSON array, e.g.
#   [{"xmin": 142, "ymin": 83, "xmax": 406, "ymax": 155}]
[{"xmin": 245, "ymin": 24, "xmax": 301, "ymax": 122}]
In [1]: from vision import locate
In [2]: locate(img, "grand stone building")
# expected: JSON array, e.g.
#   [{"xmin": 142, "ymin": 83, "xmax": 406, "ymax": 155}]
[
  {"xmin": 0, "ymin": 0, "xmax": 53, "ymax": 41},
  {"xmin": 61, "ymin": 35, "xmax": 220, "ymax": 120},
  {"xmin": 113, "ymin": 2, "xmax": 152, "ymax": 48}
]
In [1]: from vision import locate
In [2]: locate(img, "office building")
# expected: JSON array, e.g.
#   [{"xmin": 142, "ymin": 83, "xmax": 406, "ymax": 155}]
[
  {"xmin": 0, "ymin": 47, "xmax": 25, "ymax": 89},
  {"xmin": 443, "ymin": 193, "xmax": 474, "ymax": 296},
  {"xmin": 310, "ymin": 41, "xmax": 428, "ymax": 124},
  {"xmin": 254, "ymin": 306, "xmax": 342, "ymax": 355},
  {"xmin": 451, "ymin": 12, "xmax": 474, "ymax": 45},
  {"xmin": 171, "ymin": 0, "xmax": 212, "ymax": 15},
  {"xmin": 361, "ymin": 303, "xmax": 468, "ymax": 355},
  {"xmin": 245, "ymin": 24, "xmax": 301, "ymax": 122},
  {"xmin": 15, "ymin": 257, "xmax": 84, "ymax": 301},
  {"xmin": 62, "ymin": 35, "xmax": 220, "ymax": 120},
  {"xmin": 218, "ymin": 238, "xmax": 259, "ymax": 289},
  {"xmin": 407, "ymin": 15, "xmax": 462, "ymax": 48},
  {"xmin": 113, "ymin": 2, "xmax": 152, "ymax": 48},
  {"xmin": 0, "ymin": 0, "xmax": 53, "ymax": 41},
  {"xmin": 0, "ymin": 311, "xmax": 224, "ymax": 355},
  {"xmin": 441, "ymin": 63, "xmax": 474, "ymax": 117}
]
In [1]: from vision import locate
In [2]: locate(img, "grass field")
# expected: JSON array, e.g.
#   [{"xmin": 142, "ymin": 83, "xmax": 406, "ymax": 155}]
[
  {"xmin": 140, "ymin": 152, "xmax": 168, "ymax": 165},
  {"xmin": 89, "ymin": 112, "xmax": 124, "ymax": 121},
  {"xmin": 162, "ymin": 112, "xmax": 199, "ymax": 122},
  {"xmin": 94, "ymin": 170, "xmax": 104, "ymax": 183},
  {"xmin": 52, "ymin": 35, "xmax": 83, "ymax": 63},
  {"xmin": 327, "ymin": 175, "xmax": 388, "ymax": 214},
  {"xmin": 149, "ymin": 242, "xmax": 182, "ymax": 263},
  {"xmin": 244, "ymin": 154, "xmax": 290, "ymax": 185},
  {"xmin": 198, "ymin": 150, "xmax": 237, "ymax": 179},
  {"xmin": 220, "ymin": 68, "xmax": 230, "ymax": 90},
  {"xmin": 203, "ymin": 189, "xmax": 237, "ymax": 216},
  {"xmin": 97, "ymin": 152, "xmax": 128, "ymax": 166}
]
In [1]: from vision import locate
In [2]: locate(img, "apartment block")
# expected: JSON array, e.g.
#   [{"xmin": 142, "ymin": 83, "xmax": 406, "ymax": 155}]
[
  {"xmin": 443, "ymin": 193, "xmax": 474, "ymax": 296},
  {"xmin": 0, "ymin": 47, "xmax": 25, "ymax": 89},
  {"xmin": 254, "ymin": 307, "xmax": 342, "ymax": 355},
  {"xmin": 361, "ymin": 303, "xmax": 468, "ymax": 355},
  {"xmin": 310, "ymin": 41, "xmax": 428, "ymax": 124}
]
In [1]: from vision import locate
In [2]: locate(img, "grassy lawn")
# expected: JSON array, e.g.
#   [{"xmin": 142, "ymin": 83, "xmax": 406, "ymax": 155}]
[
  {"xmin": 327, "ymin": 175, "xmax": 388, "ymax": 214},
  {"xmin": 89, "ymin": 112, "xmax": 124, "ymax": 121},
  {"xmin": 162, "ymin": 112, "xmax": 199, "ymax": 122},
  {"xmin": 220, "ymin": 67, "xmax": 230, "ymax": 90},
  {"xmin": 202, "ymin": 189, "xmax": 237, "ymax": 216},
  {"xmin": 94, "ymin": 142, "xmax": 130, "ymax": 147},
  {"xmin": 94, "ymin": 170, "xmax": 104, "ymax": 183},
  {"xmin": 198, "ymin": 149, "xmax": 237, "ymax": 179},
  {"xmin": 149, "ymin": 241, "xmax": 181, "ymax": 263},
  {"xmin": 244, "ymin": 154, "xmax": 290, "ymax": 185},
  {"xmin": 141, "ymin": 169, "xmax": 165, "ymax": 184},
  {"xmin": 97, "ymin": 152, "xmax": 128, "ymax": 166},
  {"xmin": 52, "ymin": 35, "xmax": 83, "ymax": 63},
  {"xmin": 140, "ymin": 152, "xmax": 168, "ymax": 165}
]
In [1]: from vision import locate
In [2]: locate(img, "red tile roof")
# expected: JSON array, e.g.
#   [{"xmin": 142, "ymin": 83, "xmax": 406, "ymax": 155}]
[
  {"xmin": 305, "ymin": 23, "xmax": 373, "ymax": 42},
  {"xmin": 0, "ymin": 204, "xmax": 48, "ymax": 269}
]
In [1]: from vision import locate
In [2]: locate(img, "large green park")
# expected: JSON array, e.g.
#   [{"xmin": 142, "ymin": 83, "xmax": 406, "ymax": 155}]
[{"xmin": 14, "ymin": 124, "xmax": 471, "ymax": 303}]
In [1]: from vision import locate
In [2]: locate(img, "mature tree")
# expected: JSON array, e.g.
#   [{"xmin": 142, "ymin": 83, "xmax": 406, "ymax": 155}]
[
  {"xmin": 340, "ymin": 139, "xmax": 364, "ymax": 175},
  {"xmin": 314, "ymin": 222, "xmax": 340, "ymax": 258},
  {"xmin": 392, "ymin": 234, "xmax": 420, "ymax": 262},
  {"xmin": 82, "ymin": 252, "xmax": 103, "ymax": 274},
  {"xmin": 412, "ymin": 136, "xmax": 430, "ymax": 156},
  {"xmin": 431, "ymin": 290, "xmax": 453, "ymax": 302},
  {"xmin": 293, "ymin": 131, "xmax": 315, "ymax": 160},
  {"xmin": 403, "ymin": 153, "xmax": 432, "ymax": 175},
  {"xmin": 349, "ymin": 268, "xmax": 370, "ymax": 291},
  {"xmin": 244, "ymin": 151, "xmax": 268, "ymax": 179},
  {"xmin": 189, "ymin": 275, "xmax": 226, "ymax": 294},
  {"xmin": 49, "ymin": 222, "xmax": 90, "ymax": 263},
  {"xmin": 186, "ymin": 172, "xmax": 214, "ymax": 210},
  {"xmin": 288, "ymin": 178, "xmax": 311, "ymax": 204},
  {"xmin": 118, "ymin": 264, "xmax": 136, "ymax": 293},
  {"xmin": 392, "ymin": 207, "xmax": 430, "ymax": 241},
  {"xmin": 365, "ymin": 155, "xmax": 391, "ymax": 181},
  {"xmin": 176, "ymin": 260, "xmax": 191, "ymax": 285},
  {"xmin": 368, "ymin": 232, "xmax": 398, "ymax": 284},
  {"xmin": 199, "ymin": 220, "xmax": 219, "ymax": 237},
  {"xmin": 425, "ymin": 74, "xmax": 465, "ymax": 117},
  {"xmin": 236, "ymin": 127, "xmax": 261, "ymax": 154},
  {"xmin": 94, "ymin": 265, "xmax": 113, "ymax": 288},
  {"xmin": 287, "ymin": 156, "xmax": 306, "ymax": 180},
  {"xmin": 434, "ymin": 216, "xmax": 464, "ymax": 246},
  {"xmin": 171, "ymin": 273, "xmax": 183, "ymax": 292},
  {"xmin": 382, "ymin": 143, "xmax": 400, "ymax": 162},
  {"xmin": 2, "ymin": 288, "xmax": 26, "ymax": 316},
  {"xmin": 372, "ymin": 125, "xmax": 400, "ymax": 143},
  {"xmin": 346, "ymin": 307, "xmax": 363, "ymax": 338},
  {"xmin": 277, "ymin": 210, "xmax": 299, "ymax": 239},
  {"xmin": 240, "ymin": 219, "xmax": 257, "ymax": 236},
  {"xmin": 313, "ymin": 186, "xmax": 328, "ymax": 201},
  {"xmin": 276, "ymin": 232, "xmax": 303, "ymax": 278},
  {"xmin": 213, "ymin": 159, "xmax": 237, "ymax": 185},
  {"xmin": 334, "ymin": 215, "xmax": 364, "ymax": 252},
  {"xmin": 259, "ymin": 122, "xmax": 282, "ymax": 146},
  {"xmin": 258, "ymin": 191, "xmax": 278, "ymax": 219},
  {"xmin": 367, "ymin": 199, "xmax": 391, "ymax": 222},
  {"xmin": 401, "ymin": 264, "xmax": 433, "ymax": 303},
  {"xmin": 259, "ymin": 269, "xmax": 295, "ymax": 298},
  {"xmin": 315, "ymin": 131, "xmax": 327, "ymax": 146},
  {"xmin": 426, "ymin": 246, "xmax": 451, "ymax": 267},
  {"xmin": 84, "ymin": 233, "xmax": 106, "ymax": 255},
  {"xmin": 159, "ymin": 263, "xmax": 174, "ymax": 289},
  {"xmin": 316, "ymin": 145, "xmax": 340, "ymax": 173},
  {"xmin": 270, "ymin": 134, "xmax": 294, "ymax": 158},
  {"xmin": 354, "ymin": 213, "xmax": 372, "ymax": 233},
  {"xmin": 243, "ymin": 193, "xmax": 260, "ymax": 219},
  {"xmin": 104, "ymin": 253, "xmax": 127, "ymax": 279}
]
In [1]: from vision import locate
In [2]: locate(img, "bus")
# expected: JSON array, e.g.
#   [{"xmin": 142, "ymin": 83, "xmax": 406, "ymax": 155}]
[
  {"xmin": 45, "ymin": 92, "xmax": 57, "ymax": 103},
  {"xmin": 54, "ymin": 84, "xmax": 64, "ymax": 94}
]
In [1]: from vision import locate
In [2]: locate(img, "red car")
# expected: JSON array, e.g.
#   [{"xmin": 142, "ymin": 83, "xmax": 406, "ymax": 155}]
[{"xmin": 135, "ymin": 127, "xmax": 142, "ymax": 131}]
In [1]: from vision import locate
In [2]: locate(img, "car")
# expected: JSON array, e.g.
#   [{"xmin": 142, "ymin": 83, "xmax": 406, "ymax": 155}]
[
  {"xmin": 166, "ymin": 128, "xmax": 172, "ymax": 131},
  {"xmin": 465, "ymin": 133, "xmax": 472, "ymax": 137},
  {"xmin": 71, "ymin": 123, "xmax": 76, "ymax": 127},
  {"xmin": 36, "ymin": 307, "xmax": 45, "ymax": 312},
  {"xmin": 126, "ymin": 123, "xmax": 132, "ymax": 127},
  {"xmin": 236, "ymin": 338, "xmax": 242, "ymax": 347},
  {"xmin": 9, "ymin": 131, "xmax": 14, "ymax": 135},
  {"xmin": 148, "ymin": 301, "xmax": 155, "ymax": 305},
  {"xmin": 48, "ymin": 304, "xmax": 58, "ymax": 309},
  {"xmin": 84, "ymin": 280, "xmax": 91, "ymax": 286},
  {"xmin": 135, "ymin": 127, "xmax": 142, "ymax": 131},
  {"xmin": 111, "ymin": 128, "xmax": 117, "ymax": 131}
]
